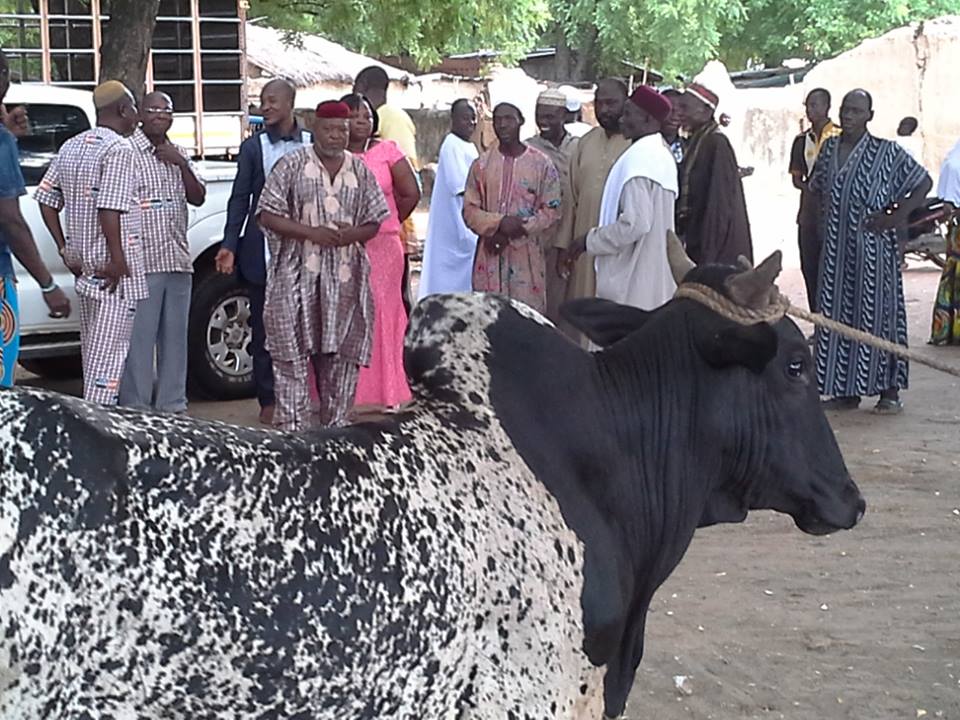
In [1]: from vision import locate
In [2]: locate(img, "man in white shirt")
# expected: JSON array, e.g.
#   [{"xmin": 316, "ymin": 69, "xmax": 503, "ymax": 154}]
[
  {"xmin": 568, "ymin": 86, "xmax": 678, "ymax": 310},
  {"xmin": 418, "ymin": 99, "xmax": 479, "ymax": 298},
  {"xmin": 559, "ymin": 85, "xmax": 592, "ymax": 138},
  {"xmin": 896, "ymin": 116, "xmax": 923, "ymax": 162}
]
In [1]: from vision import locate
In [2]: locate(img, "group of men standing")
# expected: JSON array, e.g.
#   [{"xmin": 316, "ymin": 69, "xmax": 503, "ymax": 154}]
[
  {"xmin": 0, "ymin": 47, "xmax": 205, "ymax": 412},
  {"xmin": 2, "ymin": 46, "xmax": 935, "ymax": 423},
  {"xmin": 422, "ymin": 77, "xmax": 934, "ymax": 416},
  {"xmin": 419, "ymin": 76, "xmax": 755, "ymax": 341}
]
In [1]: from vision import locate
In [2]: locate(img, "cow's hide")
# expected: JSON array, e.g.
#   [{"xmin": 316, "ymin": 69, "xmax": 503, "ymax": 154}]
[{"xmin": 0, "ymin": 294, "xmax": 605, "ymax": 719}]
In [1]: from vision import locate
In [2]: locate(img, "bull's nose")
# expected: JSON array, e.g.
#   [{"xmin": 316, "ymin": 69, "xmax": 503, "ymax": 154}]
[{"xmin": 855, "ymin": 496, "xmax": 866, "ymax": 524}]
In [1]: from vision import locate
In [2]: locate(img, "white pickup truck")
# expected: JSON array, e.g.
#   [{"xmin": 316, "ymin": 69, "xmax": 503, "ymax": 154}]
[{"xmin": 8, "ymin": 84, "xmax": 254, "ymax": 400}]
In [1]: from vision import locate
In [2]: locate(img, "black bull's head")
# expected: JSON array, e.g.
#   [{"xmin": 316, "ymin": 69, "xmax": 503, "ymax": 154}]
[
  {"xmin": 561, "ymin": 237, "xmax": 865, "ymax": 717},
  {"xmin": 565, "ymin": 240, "xmax": 865, "ymax": 538}
]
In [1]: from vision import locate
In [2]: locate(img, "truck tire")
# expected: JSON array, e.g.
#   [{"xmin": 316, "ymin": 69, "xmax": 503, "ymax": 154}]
[{"xmin": 187, "ymin": 270, "xmax": 255, "ymax": 400}]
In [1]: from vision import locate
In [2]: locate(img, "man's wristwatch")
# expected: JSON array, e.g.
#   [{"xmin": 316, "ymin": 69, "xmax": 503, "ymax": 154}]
[{"xmin": 40, "ymin": 280, "xmax": 59, "ymax": 294}]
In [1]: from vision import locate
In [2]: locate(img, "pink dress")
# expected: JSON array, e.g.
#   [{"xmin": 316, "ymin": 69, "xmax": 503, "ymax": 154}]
[{"xmin": 353, "ymin": 140, "xmax": 413, "ymax": 407}]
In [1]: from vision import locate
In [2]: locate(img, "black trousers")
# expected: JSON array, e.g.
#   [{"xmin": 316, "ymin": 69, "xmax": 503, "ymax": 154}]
[
  {"xmin": 798, "ymin": 223, "xmax": 822, "ymax": 312},
  {"xmin": 243, "ymin": 279, "xmax": 275, "ymax": 408}
]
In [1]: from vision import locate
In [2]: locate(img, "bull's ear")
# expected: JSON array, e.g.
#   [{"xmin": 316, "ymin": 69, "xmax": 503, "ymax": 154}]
[
  {"xmin": 698, "ymin": 322, "xmax": 778, "ymax": 373},
  {"xmin": 560, "ymin": 298, "xmax": 651, "ymax": 347}
]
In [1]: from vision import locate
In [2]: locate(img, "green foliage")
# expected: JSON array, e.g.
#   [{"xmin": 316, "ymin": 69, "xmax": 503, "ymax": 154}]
[
  {"xmin": 248, "ymin": 0, "xmax": 552, "ymax": 67},
  {"xmin": 2, "ymin": 0, "xmax": 944, "ymax": 84},
  {"xmin": 719, "ymin": 0, "xmax": 960, "ymax": 69},
  {"xmin": 552, "ymin": 0, "xmax": 748, "ymax": 81}
]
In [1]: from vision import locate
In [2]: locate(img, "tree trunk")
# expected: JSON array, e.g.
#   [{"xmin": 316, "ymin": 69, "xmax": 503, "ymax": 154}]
[
  {"xmin": 572, "ymin": 26, "xmax": 598, "ymax": 82},
  {"xmin": 554, "ymin": 24, "xmax": 573, "ymax": 82},
  {"xmin": 98, "ymin": 0, "xmax": 161, "ymax": 98}
]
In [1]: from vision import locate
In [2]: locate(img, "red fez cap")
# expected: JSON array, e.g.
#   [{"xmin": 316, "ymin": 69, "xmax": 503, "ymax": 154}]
[
  {"xmin": 315, "ymin": 101, "xmax": 351, "ymax": 119},
  {"xmin": 685, "ymin": 82, "xmax": 719, "ymax": 110},
  {"xmin": 628, "ymin": 86, "xmax": 672, "ymax": 123}
]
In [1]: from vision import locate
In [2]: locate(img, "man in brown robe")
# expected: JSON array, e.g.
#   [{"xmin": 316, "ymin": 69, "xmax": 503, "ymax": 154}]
[
  {"xmin": 556, "ymin": 79, "xmax": 631, "ymax": 339},
  {"xmin": 257, "ymin": 101, "xmax": 389, "ymax": 431},
  {"xmin": 675, "ymin": 82, "xmax": 753, "ymax": 265}
]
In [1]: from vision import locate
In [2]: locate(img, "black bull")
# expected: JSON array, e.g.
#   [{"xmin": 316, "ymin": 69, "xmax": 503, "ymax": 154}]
[{"xmin": 0, "ymin": 281, "xmax": 864, "ymax": 718}]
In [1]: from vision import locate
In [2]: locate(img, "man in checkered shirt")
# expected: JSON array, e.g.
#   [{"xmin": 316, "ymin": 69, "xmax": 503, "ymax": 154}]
[
  {"xmin": 118, "ymin": 91, "xmax": 206, "ymax": 412},
  {"xmin": 35, "ymin": 81, "xmax": 144, "ymax": 406}
]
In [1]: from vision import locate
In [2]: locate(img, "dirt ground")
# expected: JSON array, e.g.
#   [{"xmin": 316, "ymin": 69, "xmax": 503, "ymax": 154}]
[
  {"xmin": 15, "ymin": 259, "xmax": 960, "ymax": 719},
  {"xmin": 630, "ymin": 266, "xmax": 960, "ymax": 720}
]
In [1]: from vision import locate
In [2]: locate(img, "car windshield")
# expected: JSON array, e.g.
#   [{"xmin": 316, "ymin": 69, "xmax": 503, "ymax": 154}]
[{"xmin": 8, "ymin": 103, "xmax": 90, "ymax": 186}]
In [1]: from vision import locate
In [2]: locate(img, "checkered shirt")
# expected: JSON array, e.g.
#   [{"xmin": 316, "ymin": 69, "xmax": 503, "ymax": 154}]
[
  {"xmin": 34, "ymin": 126, "xmax": 148, "ymax": 301},
  {"xmin": 130, "ymin": 128, "xmax": 201, "ymax": 274}
]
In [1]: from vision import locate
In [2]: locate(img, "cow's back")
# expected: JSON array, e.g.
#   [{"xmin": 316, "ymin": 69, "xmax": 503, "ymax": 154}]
[{"xmin": 0, "ymin": 294, "xmax": 602, "ymax": 719}]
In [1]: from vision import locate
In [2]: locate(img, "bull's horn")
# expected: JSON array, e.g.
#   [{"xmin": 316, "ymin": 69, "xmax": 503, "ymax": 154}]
[
  {"xmin": 666, "ymin": 230, "xmax": 696, "ymax": 284},
  {"xmin": 725, "ymin": 250, "xmax": 783, "ymax": 309}
]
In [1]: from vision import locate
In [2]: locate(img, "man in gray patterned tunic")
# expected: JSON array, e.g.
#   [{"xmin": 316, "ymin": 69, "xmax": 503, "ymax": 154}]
[
  {"xmin": 35, "ymin": 80, "xmax": 144, "ymax": 406},
  {"xmin": 257, "ymin": 100, "xmax": 389, "ymax": 430}
]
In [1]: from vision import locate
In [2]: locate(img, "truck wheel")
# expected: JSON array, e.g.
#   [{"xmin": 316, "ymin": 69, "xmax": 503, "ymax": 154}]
[{"xmin": 188, "ymin": 271, "xmax": 255, "ymax": 400}]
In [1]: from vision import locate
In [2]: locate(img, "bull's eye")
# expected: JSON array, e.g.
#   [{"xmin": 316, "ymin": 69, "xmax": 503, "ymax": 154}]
[{"xmin": 787, "ymin": 359, "xmax": 804, "ymax": 378}]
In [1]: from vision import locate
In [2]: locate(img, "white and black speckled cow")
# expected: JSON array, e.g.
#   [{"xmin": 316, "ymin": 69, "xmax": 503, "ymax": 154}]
[{"xmin": 0, "ymin": 259, "xmax": 864, "ymax": 719}]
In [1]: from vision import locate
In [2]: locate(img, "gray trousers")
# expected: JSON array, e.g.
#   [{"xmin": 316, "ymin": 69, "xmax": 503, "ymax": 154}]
[{"xmin": 119, "ymin": 271, "xmax": 192, "ymax": 412}]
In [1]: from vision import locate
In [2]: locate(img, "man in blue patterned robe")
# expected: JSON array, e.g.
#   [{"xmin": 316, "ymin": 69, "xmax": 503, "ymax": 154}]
[{"xmin": 811, "ymin": 89, "xmax": 931, "ymax": 414}]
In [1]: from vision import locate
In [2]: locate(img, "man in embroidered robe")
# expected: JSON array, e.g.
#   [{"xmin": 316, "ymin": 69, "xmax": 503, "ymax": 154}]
[
  {"xmin": 256, "ymin": 101, "xmax": 389, "ymax": 431},
  {"xmin": 463, "ymin": 102, "xmax": 561, "ymax": 314}
]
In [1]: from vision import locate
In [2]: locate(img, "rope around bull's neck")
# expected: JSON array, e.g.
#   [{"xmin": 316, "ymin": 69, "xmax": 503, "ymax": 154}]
[{"xmin": 675, "ymin": 282, "xmax": 960, "ymax": 379}]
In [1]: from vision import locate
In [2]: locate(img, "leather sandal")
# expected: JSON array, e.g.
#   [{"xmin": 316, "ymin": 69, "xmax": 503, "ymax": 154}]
[{"xmin": 873, "ymin": 398, "xmax": 904, "ymax": 415}]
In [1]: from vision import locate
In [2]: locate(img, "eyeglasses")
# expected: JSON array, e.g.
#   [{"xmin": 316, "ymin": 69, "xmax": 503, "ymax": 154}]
[{"xmin": 145, "ymin": 107, "xmax": 174, "ymax": 115}]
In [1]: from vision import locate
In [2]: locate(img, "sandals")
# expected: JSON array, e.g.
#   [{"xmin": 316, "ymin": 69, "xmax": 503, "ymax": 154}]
[
  {"xmin": 822, "ymin": 396, "xmax": 861, "ymax": 410},
  {"xmin": 872, "ymin": 398, "xmax": 904, "ymax": 415}
]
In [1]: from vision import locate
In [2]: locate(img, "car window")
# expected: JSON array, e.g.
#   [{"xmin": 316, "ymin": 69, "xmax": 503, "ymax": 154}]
[{"xmin": 7, "ymin": 103, "xmax": 90, "ymax": 185}]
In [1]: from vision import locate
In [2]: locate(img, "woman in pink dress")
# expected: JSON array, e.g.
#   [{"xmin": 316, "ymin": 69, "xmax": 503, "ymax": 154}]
[{"xmin": 342, "ymin": 93, "xmax": 421, "ymax": 408}]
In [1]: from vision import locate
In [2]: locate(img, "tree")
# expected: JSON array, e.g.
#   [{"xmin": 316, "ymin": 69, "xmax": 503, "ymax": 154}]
[
  {"xmin": 718, "ymin": 0, "xmax": 960, "ymax": 69},
  {"xmin": 98, "ymin": 0, "xmax": 162, "ymax": 95},
  {"xmin": 2, "ymin": 0, "xmax": 957, "ymax": 87},
  {"xmin": 250, "ymin": 0, "xmax": 743, "ymax": 80},
  {"xmin": 0, "ymin": 0, "xmax": 160, "ymax": 95},
  {"xmin": 249, "ymin": 0, "xmax": 552, "ymax": 68},
  {"xmin": 549, "ymin": 0, "xmax": 747, "ymax": 81}
]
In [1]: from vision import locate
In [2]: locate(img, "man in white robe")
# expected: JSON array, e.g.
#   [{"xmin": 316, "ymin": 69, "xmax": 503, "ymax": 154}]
[
  {"xmin": 418, "ymin": 100, "xmax": 479, "ymax": 298},
  {"xmin": 570, "ymin": 86, "xmax": 678, "ymax": 310}
]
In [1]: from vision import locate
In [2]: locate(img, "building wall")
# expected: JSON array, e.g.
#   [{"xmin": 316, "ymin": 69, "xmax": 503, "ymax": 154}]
[
  {"xmin": 686, "ymin": 19, "xmax": 960, "ymax": 267},
  {"xmin": 727, "ymin": 18, "xmax": 960, "ymax": 184}
]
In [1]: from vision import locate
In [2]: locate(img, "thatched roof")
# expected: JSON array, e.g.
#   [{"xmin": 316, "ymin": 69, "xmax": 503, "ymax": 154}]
[{"xmin": 245, "ymin": 23, "xmax": 410, "ymax": 87}]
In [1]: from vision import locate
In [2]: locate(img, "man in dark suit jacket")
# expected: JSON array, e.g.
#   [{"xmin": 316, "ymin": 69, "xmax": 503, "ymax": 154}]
[{"xmin": 216, "ymin": 79, "xmax": 311, "ymax": 425}]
